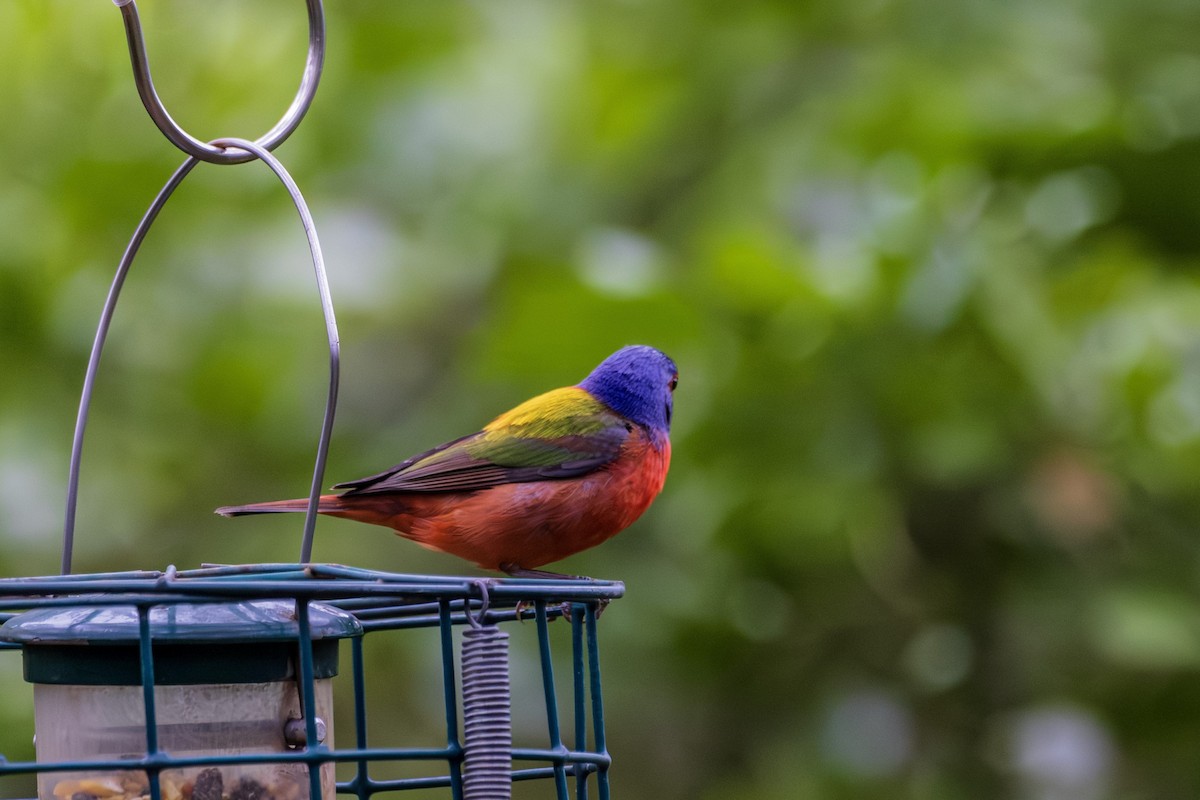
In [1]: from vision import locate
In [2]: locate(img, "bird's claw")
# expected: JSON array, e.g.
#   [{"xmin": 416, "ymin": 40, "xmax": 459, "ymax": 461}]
[
  {"xmin": 514, "ymin": 599, "xmax": 535, "ymax": 622},
  {"xmin": 510, "ymin": 598, "xmax": 608, "ymax": 623},
  {"xmin": 558, "ymin": 598, "xmax": 610, "ymax": 622}
]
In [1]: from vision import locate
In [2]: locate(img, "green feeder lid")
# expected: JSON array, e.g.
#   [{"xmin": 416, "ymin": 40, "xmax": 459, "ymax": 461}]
[{"xmin": 0, "ymin": 600, "xmax": 362, "ymax": 686}]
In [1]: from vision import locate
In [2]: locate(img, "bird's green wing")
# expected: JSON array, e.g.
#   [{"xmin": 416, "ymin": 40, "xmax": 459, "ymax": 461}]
[{"xmin": 335, "ymin": 387, "xmax": 630, "ymax": 495}]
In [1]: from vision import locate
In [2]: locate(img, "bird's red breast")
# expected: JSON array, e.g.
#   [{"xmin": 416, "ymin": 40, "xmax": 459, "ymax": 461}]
[{"xmin": 317, "ymin": 426, "xmax": 670, "ymax": 570}]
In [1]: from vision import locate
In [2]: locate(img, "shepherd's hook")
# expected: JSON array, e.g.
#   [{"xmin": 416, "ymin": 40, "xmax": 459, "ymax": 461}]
[{"xmin": 112, "ymin": 0, "xmax": 326, "ymax": 165}]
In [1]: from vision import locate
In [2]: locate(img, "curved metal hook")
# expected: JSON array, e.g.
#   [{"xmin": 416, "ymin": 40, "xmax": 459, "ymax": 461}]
[
  {"xmin": 62, "ymin": 137, "xmax": 340, "ymax": 573},
  {"xmin": 63, "ymin": 154, "xmax": 201, "ymax": 575},
  {"xmin": 211, "ymin": 137, "xmax": 341, "ymax": 564},
  {"xmin": 113, "ymin": 0, "xmax": 325, "ymax": 165},
  {"xmin": 465, "ymin": 580, "xmax": 493, "ymax": 630}
]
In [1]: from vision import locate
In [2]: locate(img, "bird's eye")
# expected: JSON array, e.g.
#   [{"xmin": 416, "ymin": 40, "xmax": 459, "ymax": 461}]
[{"xmin": 669, "ymin": 375, "xmax": 678, "ymax": 392}]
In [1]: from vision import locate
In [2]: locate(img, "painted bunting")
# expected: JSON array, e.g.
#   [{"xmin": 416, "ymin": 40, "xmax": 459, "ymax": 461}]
[{"xmin": 217, "ymin": 345, "xmax": 677, "ymax": 577}]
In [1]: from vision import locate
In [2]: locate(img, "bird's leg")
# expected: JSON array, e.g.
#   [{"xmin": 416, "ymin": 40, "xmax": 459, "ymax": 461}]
[{"xmin": 500, "ymin": 563, "xmax": 590, "ymax": 580}]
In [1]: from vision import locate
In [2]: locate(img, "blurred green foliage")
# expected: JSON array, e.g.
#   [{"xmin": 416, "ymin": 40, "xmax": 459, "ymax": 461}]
[{"xmin": 3, "ymin": 0, "xmax": 1200, "ymax": 797}]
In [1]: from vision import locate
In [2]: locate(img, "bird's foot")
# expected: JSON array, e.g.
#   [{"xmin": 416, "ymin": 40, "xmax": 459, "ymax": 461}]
[
  {"xmin": 500, "ymin": 563, "xmax": 590, "ymax": 580},
  {"xmin": 500, "ymin": 564, "xmax": 607, "ymax": 622},
  {"xmin": 510, "ymin": 597, "xmax": 609, "ymax": 623},
  {"xmin": 558, "ymin": 599, "xmax": 610, "ymax": 622},
  {"xmin": 513, "ymin": 599, "xmax": 536, "ymax": 622}
]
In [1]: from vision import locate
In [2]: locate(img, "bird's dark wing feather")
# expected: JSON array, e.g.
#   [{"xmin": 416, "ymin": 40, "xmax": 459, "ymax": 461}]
[{"xmin": 335, "ymin": 388, "xmax": 631, "ymax": 495}]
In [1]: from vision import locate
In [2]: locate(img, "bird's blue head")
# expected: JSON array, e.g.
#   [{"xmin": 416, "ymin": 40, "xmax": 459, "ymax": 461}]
[{"xmin": 579, "ymin": 345, "xmax": 678, "ymax": 434}]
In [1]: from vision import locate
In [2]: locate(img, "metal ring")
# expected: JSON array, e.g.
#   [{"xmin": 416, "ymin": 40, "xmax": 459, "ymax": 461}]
[{"xmin": 113, "ymin": 0, "xmax": 325, "ymax": 165}]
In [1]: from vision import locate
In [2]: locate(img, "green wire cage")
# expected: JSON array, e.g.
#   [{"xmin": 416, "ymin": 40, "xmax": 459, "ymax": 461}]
[
  {"xmin": 0, "ymin": 565, "xmax": 622, "ymax": 800},
  {"xmin": 0, "ymin": 2, "xmax": 628, "ymax": 799}
]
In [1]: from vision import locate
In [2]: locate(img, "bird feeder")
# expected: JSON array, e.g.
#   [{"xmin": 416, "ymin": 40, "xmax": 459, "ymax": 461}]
[
  {"xmin": 0, "ymin": 3, "xmax": 626, "ymax": 800},
  {"xmin": 0, "ymin": 598, "xmax": 361, "ymax": 800}
]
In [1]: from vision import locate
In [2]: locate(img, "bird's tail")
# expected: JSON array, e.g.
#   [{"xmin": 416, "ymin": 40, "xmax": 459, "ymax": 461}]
[{"xmin": 215, "ymin": 495, "xmax": 342, "ymax": 517}]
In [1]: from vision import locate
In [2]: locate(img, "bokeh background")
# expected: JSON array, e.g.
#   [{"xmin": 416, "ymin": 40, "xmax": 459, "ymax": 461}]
[{"xmin": 3, "ymin": 1, "xmax": 1200, "ymax": 798}]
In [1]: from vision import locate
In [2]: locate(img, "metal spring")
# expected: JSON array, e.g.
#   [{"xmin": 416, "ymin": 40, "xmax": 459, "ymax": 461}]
[{"xmin": 461, "ymin": 624, "xmax": 513, "ymax": 800}]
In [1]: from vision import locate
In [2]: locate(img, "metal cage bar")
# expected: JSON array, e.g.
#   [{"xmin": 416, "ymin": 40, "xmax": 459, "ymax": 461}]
[
  {"xmin": 439, "ymin": 598, "xmax": 466, "ymax": 799},
  {"xmin": 572, "ymin": 609, "xmax": 589, "ymax": 800},
  {"xmin": 137, "ymin": 604, "xmax": 163, "ymax": 800}
]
